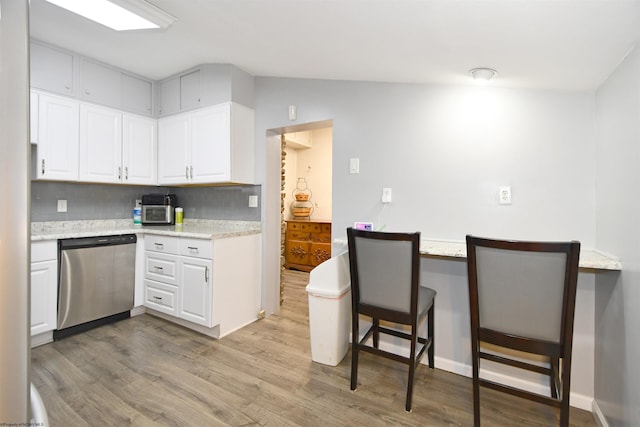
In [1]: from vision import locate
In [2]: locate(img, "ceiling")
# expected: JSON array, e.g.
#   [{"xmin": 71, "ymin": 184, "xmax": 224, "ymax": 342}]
[{"xmin": 29, "ymin": 0, "xmax": 640, "ymax": 91}]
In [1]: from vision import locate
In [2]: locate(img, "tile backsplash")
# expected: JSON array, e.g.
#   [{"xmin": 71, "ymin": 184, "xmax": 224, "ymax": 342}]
[{"xmin": 31, "ymin": 182, "xmax": 261, "ymax": 222}]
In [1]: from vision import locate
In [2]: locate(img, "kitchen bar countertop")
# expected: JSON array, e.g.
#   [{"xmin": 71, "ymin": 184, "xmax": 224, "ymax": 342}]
[
  {"xmin": 31, "ymin": 219, "xmax": 261, "ymax": 241},
  {"xmin": 333, "ymin": 237, "xmax": 622, "ymax": 271}
]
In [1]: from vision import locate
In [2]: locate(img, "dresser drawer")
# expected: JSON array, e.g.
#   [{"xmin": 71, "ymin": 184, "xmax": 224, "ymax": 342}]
[
  {"xmin": 145, "ymin": 279, "xmax": 177, "ymax": 315},
  {"xmin": 145, "ymin": 235, "xmax": 180, "ymax": 254},
  {"xmin": 180, "ymin": 238, "xmax": 212, "ymax": 259},
  {"xmin": 288, "ymin": 231, "xmax": 310, "ymax": 240}
]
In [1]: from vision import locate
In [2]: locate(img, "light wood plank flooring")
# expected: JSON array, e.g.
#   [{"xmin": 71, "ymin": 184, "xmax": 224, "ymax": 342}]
[{"xmin": 31, "ymin": 270, "xmax": 597, "ymax": 426}]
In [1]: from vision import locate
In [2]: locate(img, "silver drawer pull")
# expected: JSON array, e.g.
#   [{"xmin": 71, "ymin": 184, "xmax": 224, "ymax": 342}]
[
  {"xmin": 154, "ymin": 243, "xmax": 164, "ymax": 248},
  {"xmin": 187, "ymin": 246, "xmax": 199, "ymax": 251},
  {"xmin": 153, "ymin": 296, "xmax": 162, "ymax": 300},
  {"xmin": 154, "ymin": 266, "xmax": 164, "ymax": 271}
]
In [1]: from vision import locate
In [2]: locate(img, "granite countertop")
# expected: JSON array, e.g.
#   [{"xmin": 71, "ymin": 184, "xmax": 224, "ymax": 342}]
[
  {"xmin": 31, "ymin": 219, "xmax": 261, "ymax": 241},
  {"xmin": 333, "ymin": 237, "xmax": 622, "ymax": 271}
]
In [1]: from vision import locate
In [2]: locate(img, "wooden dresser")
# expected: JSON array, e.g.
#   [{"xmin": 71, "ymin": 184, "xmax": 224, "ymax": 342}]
[{"xmin": 285, "ymin": 219, "xmax": 332, "ymax": 272}]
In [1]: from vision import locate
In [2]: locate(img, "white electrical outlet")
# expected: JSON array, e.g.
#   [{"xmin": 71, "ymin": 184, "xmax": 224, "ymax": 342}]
[
  {"xmin": 499, "ymin": 186, "xmax": 512, "ymax": 205},
  {"xmin": 248, "ymin": 195, "xmax": 258, "ymax": 208},
  {"xmin": 57, "ymin": 199, "xmax": 67, "ymax": 212}
]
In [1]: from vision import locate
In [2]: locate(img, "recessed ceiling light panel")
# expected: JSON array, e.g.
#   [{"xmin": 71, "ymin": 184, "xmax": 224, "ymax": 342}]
[
  {"xmin": 44, "ymin": 0, "xmax": 176, "ymax": 31},
  {"xmin": 470, "ymin": 68, "xmax": 498, "ymax": 82}
]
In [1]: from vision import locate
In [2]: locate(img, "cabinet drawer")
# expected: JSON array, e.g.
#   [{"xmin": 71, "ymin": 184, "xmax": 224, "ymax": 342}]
[
  {"xmin": 321, "ymin": 224, "xmax": 331, "ymax": 234},
  {"xmin": 310, "ymin": 232, "xmax": 331, "ymax": 243},
  {"xmin": 144, "ymin": 279, "xmax": 177, "ymax": 315},
  {"xmin": 310, "ymin": 242, "xmax": 331, "ymax": 267},
  {"xmin": 145, "ymin": 235, "xmax": 180, "ymax": 253},
  {"xmin": 288, "ymin": 222, "xmax": 302, "ymax": 232},
  {"xmin": 288, "ymin": 231, "xmax": 310, "ymax": 240},
  {"xmin": 145, "ymin": 252, "xmax": 178, "ymax": 285},
  {"xmin": 180, "ymin": 238, "xmax": 212, "ymax": 259},
  {"xmin": 31, "ymin": 240, "xmax": 57, "ymax": 263},
  {"xmin": 285, "ymin": 240, "xmax": 311, "ymax": 265}
]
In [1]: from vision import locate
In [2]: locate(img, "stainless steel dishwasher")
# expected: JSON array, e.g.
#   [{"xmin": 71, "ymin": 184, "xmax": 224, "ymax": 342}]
[{"xmin": 54, "ymin": 234, "xmax": 137, "ymax": 340}]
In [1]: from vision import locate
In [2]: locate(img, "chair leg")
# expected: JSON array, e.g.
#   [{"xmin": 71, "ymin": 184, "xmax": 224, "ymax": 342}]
[
  {"xmin": 405, "ymin": 326, "xmax": 418, "ymax": 412},
  {"xmin": 550, "ymin": 357, "xmax": 559, "ymax": 399},
  {"xmin": 351, "ymin": 314, "xmax": 359, "ymax": 391},
  {"xmin": 471, "ymin": 342, "xmax": 481, "ymax": 426},
  {"xmin": 428, "ymin": 304, "xmax": 435, "ymax": 368},
  {"xmin": 373, "ymin": 318, "xmax": 380, "ymax": 348}
]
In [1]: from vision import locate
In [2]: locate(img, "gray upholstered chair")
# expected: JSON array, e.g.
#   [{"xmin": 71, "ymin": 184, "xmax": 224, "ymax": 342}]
[
  {"xmin": 347, "ymin": 227, "xmax": 436, "ymax": 412},
  {"xmin": 465, "ymin": 235, "xmax": 581, "ymax": 427}
]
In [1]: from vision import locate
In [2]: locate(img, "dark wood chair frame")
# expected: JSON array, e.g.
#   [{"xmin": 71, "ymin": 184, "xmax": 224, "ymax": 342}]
[
  {"xmin": 347, "ymin": 227, "xmax": 435, "ymax": 412},
  {"xmin": 465, "ymin": 235, "xmax": 581, "ymax": 427}
]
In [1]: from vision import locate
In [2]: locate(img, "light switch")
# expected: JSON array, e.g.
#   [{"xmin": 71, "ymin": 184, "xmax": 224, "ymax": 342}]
[
  {"xmin": 382, "ymin": 188, "xmax": 392, "ymax": 203},
  {"xmin": 248, "ymin": 195, "xmax": 258, "ymax": 208},
  {"xmin": 349, "ymin": 158, "xmax": 360, "ymax": 174},
  {"xmin": 57, "ymin": 199, "xmax": 67, "ymax": 212}
]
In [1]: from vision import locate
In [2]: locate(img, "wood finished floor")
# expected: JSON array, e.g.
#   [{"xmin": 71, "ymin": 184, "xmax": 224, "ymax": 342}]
[{"xmin": 31, "ymin": 270, "xmax": 597, "ymax": 426}]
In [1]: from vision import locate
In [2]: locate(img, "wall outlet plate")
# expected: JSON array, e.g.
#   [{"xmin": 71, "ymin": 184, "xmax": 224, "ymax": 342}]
[{"xmin": 354, "ymin": 222, "xmax": 373, "ymax": 231}]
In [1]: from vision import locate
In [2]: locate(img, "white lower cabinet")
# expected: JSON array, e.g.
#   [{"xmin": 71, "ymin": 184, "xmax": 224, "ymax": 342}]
[
  {"xmin": 31, "ymin": 241, "xmax": 58, "ymax": 345},
  {"xmin": 143, "ymin": 233, "xmax": 260, "ymax": 338}
]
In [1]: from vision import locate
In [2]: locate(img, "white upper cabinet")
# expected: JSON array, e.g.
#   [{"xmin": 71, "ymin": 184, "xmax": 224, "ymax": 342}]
[
  {"xmin": 122, "ymin": 73, "xmax": 153, "ymax": 116},
  {"xmin": 122, "ymin": 114, "xmax": 157, "ymax": 185},
  {"xmin": 158, "ymin": 68, "xmax": 204, "ymax": 117},
  {"xmin": 81, "ymin": 58, "xmax": 122, "ymax": 107},
  {"xmin": 158, "ymin": 102, "xmax": 255, "ymax": 185},
  {"xmin": 180, "ymin": 69, "xmax": 201, "ymax": 111},
  {"xmin": 36, "ymin": 93, "xmax": 79, "ymax": 181},
  {"xmin": 30, "ymin": 41, "xmax": 75, "ymax": 96},
  {"xmin": 157, "ymin": 112, "xmax": 191, "ymax": 184},
  {"xmin": 79, "ymin": 104, "xmax": 157, "ymax": 185},
  {"xmin": 79, "ymin": 104, "xmax": 123, "ymax": 183}
]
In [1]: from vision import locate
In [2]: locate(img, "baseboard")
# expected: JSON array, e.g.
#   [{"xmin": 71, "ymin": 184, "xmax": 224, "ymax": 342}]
[
  {"xmin": 130, "ymin": 306, "xmax": 146, "ymax": 317},
  {"xmin": 592, "ymin": 399, "xmax": 610, "ymax": 427},
  {"xmin": 30, "ymin": 331, "xmax": 53, "ymax": 348},
  {"xmin": 378, "ymin": 340, "xmax": 594, "ymax": 411}
]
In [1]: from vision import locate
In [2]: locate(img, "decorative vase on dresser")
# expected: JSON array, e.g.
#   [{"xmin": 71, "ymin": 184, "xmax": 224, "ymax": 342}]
[{"xmin": 284, "ymin": 219, "xmax": 332, "ymax": 272}]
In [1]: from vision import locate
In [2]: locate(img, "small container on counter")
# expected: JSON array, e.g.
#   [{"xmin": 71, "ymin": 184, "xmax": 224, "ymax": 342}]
[
  {"xmin": 133, "ymin": 207, "xmax": 142, "ymax": 225},
  {"xmin": 175, "ymin": 207, "xmax": 183, "ymax": 224}
]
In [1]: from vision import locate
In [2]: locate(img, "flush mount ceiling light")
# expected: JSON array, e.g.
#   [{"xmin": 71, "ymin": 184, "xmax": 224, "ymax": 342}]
[
  {"xmin": 43, "ymin": 0, "xmax": 176, "ymax": 31},
  {"xmin": 470, "ymin": 68, "xmax": 498, "ymax": 82}
]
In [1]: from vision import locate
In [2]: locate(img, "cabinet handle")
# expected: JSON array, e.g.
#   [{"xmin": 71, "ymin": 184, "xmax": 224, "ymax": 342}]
[
  {"xmin": 41, "ymin": 159, "xmax": 45, "ymax": 175},
  {"xmin": 190, "ymin": 166, "xmax": 194, "ymax": 179},
  {"xmin": 85, "ymin": 90, "xmax": 90, "ymax": 95},
  {"xmin": 153, "ymin": 296, "xmax": 162, "ymax": 300},
  {"xmin": 185, "ymin": 165, "xmax": 189, "ymax": 180},
  {"xmin": 125, "ymin": 166, "xmax": 129, "ymax": 180},
  {"xmin": 154, "ymin": 242, "xmax": 164, "ymax": 248},
  {"xmin": 65, "ymin": 84, "xmax": 70, "ymax": 90},
  {"xmin": 205, "ymin": 266, "xmax": 209, "ymax": 283},
  {"xmin": 187, "ymin": 246, "xmax": 199, "ymax": 251},
  {"xmin": 154, "ymin": 266, "xmax": 164, "ymax": 271},
  {"xmin": 118, "ymin": 166, "xmax": 122, "ymax": 180}
]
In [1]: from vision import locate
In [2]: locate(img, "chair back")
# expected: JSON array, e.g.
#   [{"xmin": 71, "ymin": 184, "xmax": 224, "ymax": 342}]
[
  {"xmin": 347, "ymin": 228, "xmax": 420, "ymax": 319},
  {"xmin": 467, "ymin": 236, "xmax": 580, "ymax": 346}
]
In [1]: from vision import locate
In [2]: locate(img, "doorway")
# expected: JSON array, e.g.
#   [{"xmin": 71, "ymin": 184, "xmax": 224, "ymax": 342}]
[{"xmin": 278, "ymin": 121, "xmax": 333, "ymax": 306}]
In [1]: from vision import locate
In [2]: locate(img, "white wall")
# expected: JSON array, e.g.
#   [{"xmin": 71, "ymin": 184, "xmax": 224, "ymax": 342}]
[
  {"xmin": 594, "ymin": 46, "xmax": 640, "ymax": 427},
  {"xmin": 255, "ymin": 77, "xmax": 598, "ymax": 406}
]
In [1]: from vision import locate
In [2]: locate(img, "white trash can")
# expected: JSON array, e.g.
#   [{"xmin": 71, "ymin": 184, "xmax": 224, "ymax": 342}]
[{"xmin": 305, "ymin": 251, "xmax": 351, "ymax": 366}]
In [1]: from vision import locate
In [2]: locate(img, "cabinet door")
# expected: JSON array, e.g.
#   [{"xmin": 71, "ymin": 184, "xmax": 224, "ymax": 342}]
[
  {"xmin": 123, "ymin": 114, "xmax": 157, "ymax": 185},
  {"xmin": 80, "ymin": 58, "xmax": 122, "ymax": 108},
  {"xmin": 180, "ymin": 69, "xmax": 201, "ymax": 111},
  {"xmin": 179, "ymin": 257, "xmax": 212, "ymax": 327},
  {"xmin": 30, "ymin": 41, "xmax": 74, "ymax": 96},
  {"xmin": 37, "ymin": 94, "xmax": 79, "ymax": 181},
  {"xmin": 122, "ymin": 73, "xmax": 153, "ymax": 116},
  {"xmin": 79, "ymin": 104, "xmax": 123, "ymax": 183},
  {"xmin": 30, "ymin": 91, "xmax": 38, "ymax": 144},
  {"xmin": 158, "ymin": 76, "xmax": 180, "ymax": 117},
  {"xmin": 31, "ymin": 259, "xmax": 57, "ymax": 336},
  {"xmin": 158, "ymin": 112, "xmax": 190, "ymax": 184},
  {"xmin": 190, "ymin": 103, "xmax": 231, "ymax": 183}
]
